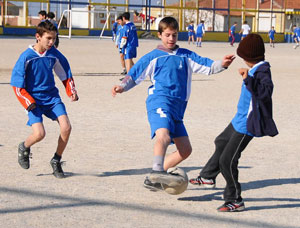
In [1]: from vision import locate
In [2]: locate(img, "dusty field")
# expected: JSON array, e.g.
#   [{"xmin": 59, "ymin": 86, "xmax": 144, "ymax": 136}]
[{"xmin": 0, "ymin": 36, "xmax": 300, "ymax": 228}]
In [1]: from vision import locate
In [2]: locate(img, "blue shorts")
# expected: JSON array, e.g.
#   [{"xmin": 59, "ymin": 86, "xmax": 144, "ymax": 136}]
[
  {"xmin": 188, "ymin": 32, "xmax": 194, "ymax": 37},
  {"xmin": 147, "ymin": 108, "xmax": 188, "ymax": 139},
  {"xmin": 196, "ymin": 33, "xmax": 203, "ymax": 38},
  {"xmin": 27, "ymin": 102, "xmax": 67, "ymax": 126},
  {"xmin": 269, "ymin": 36, "xmax": 274, "ymax": 41},
  {"xmin": 124, "ymin": 46, "xmax": 137, "ymax": 59}
]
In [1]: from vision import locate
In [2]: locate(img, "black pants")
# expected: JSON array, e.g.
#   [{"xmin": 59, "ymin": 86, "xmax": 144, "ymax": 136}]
[{"xmin": 200, "ymin": 123, "xmax": 253, "ymax": 202}]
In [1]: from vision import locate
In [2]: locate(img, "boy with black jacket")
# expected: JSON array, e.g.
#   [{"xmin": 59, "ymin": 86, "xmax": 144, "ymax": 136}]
[{"xmin": 190, "ymin": 34, "xmax": 278, "ymax": 212}]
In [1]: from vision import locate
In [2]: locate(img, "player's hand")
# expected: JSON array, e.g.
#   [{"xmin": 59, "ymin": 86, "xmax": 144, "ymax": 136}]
[
  {"xmin": 70, "ymin": 93, "xmax": 79, "ymax": 101},
  {"xmin": 112, "ymin": 85, "xmax": 124, "ymax": 97},
  {"xmin": 239, "ymin": 68, "xmax": 248, "ymax": 79},
  {"xmin": 27, "ymin": 103, "xmax": 36, "ymax": 111},
  {"xmin": 222, "ymin": 54, "xmax": 235, "ymax": 68}
]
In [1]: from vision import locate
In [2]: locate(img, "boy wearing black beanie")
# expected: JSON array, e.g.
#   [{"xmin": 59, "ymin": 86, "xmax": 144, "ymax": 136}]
[{"xmin": 190, "ymin": 33, "xmax": 278, "ymax": 212}]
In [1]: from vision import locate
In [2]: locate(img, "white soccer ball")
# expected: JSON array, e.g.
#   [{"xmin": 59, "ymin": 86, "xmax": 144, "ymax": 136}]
[{"xmin": 162, "ymin": 167, "xmax": 188, "ymax": 195}]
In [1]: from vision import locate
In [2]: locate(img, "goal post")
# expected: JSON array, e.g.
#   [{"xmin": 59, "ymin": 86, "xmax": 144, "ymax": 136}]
[{"xmin": 57, "ymin": 7, "xmax": 120, "ymax": 39}]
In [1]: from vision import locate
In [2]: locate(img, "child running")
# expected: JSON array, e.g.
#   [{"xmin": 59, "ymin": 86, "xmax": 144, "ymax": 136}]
[
  {"xmin": 11, "ymin": 20, "xmax": 79, "ymax": 178},
  {"xmin": 196, "ymin": 20, "xmax": 205, "ymax": 47},
  {"xmin": 268, "ymin": 26, "xmax": 276, "ymax": 48},
  {"xmin": 187, "ymin": 21, "xmax": 195, "ymax": 45},
  {"xmin": 111, "ymin": 16, "xmax": 235, "ymax": 191},
  {"xmin": 190, "ymin": 34, "xmax": 278, "ymax": 212}
]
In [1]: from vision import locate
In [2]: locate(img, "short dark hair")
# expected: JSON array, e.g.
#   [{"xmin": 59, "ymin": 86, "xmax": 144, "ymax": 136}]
[
  {"xmin": 36, "ymin": 20, "xmax": 57, "ymax": 36},
  {"xmin": 244, "ymin": 20, "xmax": 247, "ymax": 24},
  {"xmin": 47, "ymin": 12, "xmax": 55, "ymax": 19},
  {"xmin": 38, "ymin": 10, "xmax": 47, "ymax": 17},
  {"xmin": 158, "ymin": 17, "xmax": 179, "ymax": 33},
  {"xmin": 122, "ymin": 12, "xmax": 130, "ymax": 20},
  {"xmin": 117, "ymin": 15, "xmax": 123, "ymax": 21}
]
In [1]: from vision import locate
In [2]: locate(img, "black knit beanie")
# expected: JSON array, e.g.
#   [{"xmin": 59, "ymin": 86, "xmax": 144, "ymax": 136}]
[{"xmin": 237, "ymin": 33, "xmax": 265, "ymax": 62}]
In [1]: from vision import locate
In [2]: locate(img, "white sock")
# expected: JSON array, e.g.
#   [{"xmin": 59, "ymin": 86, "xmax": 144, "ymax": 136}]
[{"xmin": 152, "ymin": 155, "xmax": 164, "ymax": 171}]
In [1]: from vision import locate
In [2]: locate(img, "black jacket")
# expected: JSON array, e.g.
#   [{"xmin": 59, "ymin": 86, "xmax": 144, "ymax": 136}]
[{"xmin": 244, "ymin": 62, "xmax": 278, "ymax": 137}]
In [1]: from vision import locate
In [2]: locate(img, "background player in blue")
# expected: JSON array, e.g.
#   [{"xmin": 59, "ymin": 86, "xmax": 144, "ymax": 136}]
[
  {"xmin": 111, "ymin": 16, "xmax": 235, "ymax": 192},
  {"xmin": 187, "ymin": 21, "xmax": 195, "ymax": 45},
  {"xmin": 268, "ymin": 26, "xmax": 276, "ymax": 48},
  {"xmin": 112, "ymin": 20, "xmax": 118, "ymax": 42},
  {"xmin": 229, "ymin": 22, "xmax": 237, "ymax": 46},
  {"xmin": 115, "ymin": 15, "xmax": 126, "ymax": 75},
  {"xmin": 10, "ymin": 21, "xmax": 79, "ymax": 178},
  {"xmin": 196, "ymin": 20, "xmax": 205, "ymax": 47},
  {"xmin": 120, "ymin": 12, "xmax": 139, "ymax": 73},
  {"xmin": 47, "ymin": 12, "xmax": 59, "ymax": 48},
  {"xmin": 38, "ymin": 10, "xmax": 46, "ymax": 22},
  {"xmin": 293, "ymin": 25, "xmax": 300, "ymax": 49},
  {"xmin": 190, "ymin": 34, "xmax": 278, "ymax": 212}
]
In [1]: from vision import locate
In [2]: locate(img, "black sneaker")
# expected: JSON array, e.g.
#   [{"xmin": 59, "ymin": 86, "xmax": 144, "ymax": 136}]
[
  {"xmin": 189, "ymin": 176, "xmax": 216, "ymax": 188},
  {"xmin": 143, "ymin": 176, "xmax": 164, "ymax": 191},
  {"xmin": 18, "ymin": 142, "xmax": 31, "ymax": 169},
  {"xmin": 217, "ymin": 200, "xmax": 245, "ymax": 212},
  {"xmin": 120, "ymin": 69, "xmax": 127, "ymax": 75},
  {"xmin": 50, "ymin": 159, "xmax": 65, "ymax": 178}
]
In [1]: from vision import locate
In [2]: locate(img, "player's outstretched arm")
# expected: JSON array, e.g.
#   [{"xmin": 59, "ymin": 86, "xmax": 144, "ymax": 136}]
[{"xmin": 222, "ymin": 54, "xmax": 235, "ymax": 68}]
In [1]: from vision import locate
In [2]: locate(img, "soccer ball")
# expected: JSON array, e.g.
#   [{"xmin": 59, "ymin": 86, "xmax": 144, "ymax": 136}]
[{"xmin": 162, "ymin": 167, "xmax": 188, "ymax": 195}]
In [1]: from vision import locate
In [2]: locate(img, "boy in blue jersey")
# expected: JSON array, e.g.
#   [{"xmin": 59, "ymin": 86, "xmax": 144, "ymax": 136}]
[
  {"xmin": 38, "ymin": 10, "xmax": 47, "ymax": 21},
  {"xmin": 190, "ymin": 34, "xmax": 278, "ymax": 212},
  {"xmin": 268, "ymin": 26, "xmax": 276, "ymax": 48},
  {"xmin": 115, "ymin": 16, "xmax": 126, "ymax": 75},
  {"xmin": 120, "ymin": 12, "xmax": 139, "ymax": 73},
  {"xmin": 187, "ymin": 21, "xmax": 195, "ymax": 45},
  {"xmin": 196, "ymin": 20, "xmax": 205, "ymax": 47},
  {"xmin": 229, "ymin": 22, "xmax": 237, "ymax": 46},
  {"xmin": 112, "ymin": 20, "xmax": 118, "ymax": 42},
  {"xmin": 293, "ymin": 25, "xmax": 300, "ymax": 49},
  {"xmin": 112, "ymin": 17, "xmax": 235, "ymax": 192},
  {"xmin": 11, "ymin": 20, "xmax": 79, "ymax": 178}
]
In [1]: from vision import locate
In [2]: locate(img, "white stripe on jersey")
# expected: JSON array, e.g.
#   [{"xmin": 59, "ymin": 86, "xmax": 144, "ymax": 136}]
[{"xmin": 53, "ymin": 58, "xmax": 68, "ymax": 81}]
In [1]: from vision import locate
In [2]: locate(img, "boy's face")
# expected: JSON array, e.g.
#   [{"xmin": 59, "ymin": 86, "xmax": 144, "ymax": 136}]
[
  {"xmin": 39, "ymin": 14, "xmax": 45, "ymax": 20},
  {"xmin": 117, "ymin": 19, "xmax": 124, "ymax": 26},
  {"xmin": 158, "ymin": 27, "xmax": 178, "ymax": 50},
  {"xmin": 35, "ymin": 31, "xmax": 57, "ymax": 51}
]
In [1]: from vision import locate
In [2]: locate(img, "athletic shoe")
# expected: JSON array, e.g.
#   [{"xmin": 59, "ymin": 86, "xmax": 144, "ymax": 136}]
[
  {"xmin": 18, "ymin": 142, "xmax": 31, "ymax": 169},
  {"xmin": 189, "ymin": 176, "xmax": 216, "ymax": 188},
  {"xmin": 120, "ymin": 69, "xmax": 127, "ymax": 75},
  {"xmin": 50, "ymin": 159, "xmax": 65, "ymax": 178},
  {"xmin": 143, "ymin": 176, "xmax": 164, "ymax": 191},
  {"xmin": 217, "ymin": 200, "xmax": 245, "ymax": 212}
]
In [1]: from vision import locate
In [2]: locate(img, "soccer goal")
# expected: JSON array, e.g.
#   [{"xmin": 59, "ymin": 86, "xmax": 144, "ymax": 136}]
[{"xmin": 57, "ymin": 7, "xmax": 120, "ymax": 39}]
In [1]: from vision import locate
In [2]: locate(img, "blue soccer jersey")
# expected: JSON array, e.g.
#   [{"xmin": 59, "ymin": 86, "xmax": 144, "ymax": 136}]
[
  {"xmin": 188, "ymin": 24, "xmax": 195, "ymax": 36},
  {"xmin": 11, "ymin": 45, "xmax": 73, "ymax": 105},
  {"xmin": 231, "ymin": 61, "xmax": 267, "ymax": 135},
  {"xmin": 196, "ymin": 23, "xmax": 205, "ymax": 35},
  {"xmin": 116, "ymin": 24, "xmax": 124, "ymax": 46},
  {"xmin": 123, "ymin": 22, "xmax": 139, "ymax": 48},
  {"xmin": 230, "ymin": 25, "xmax": 236, "ymax": 35},
  {"xmin": 127, "ymin": 45, "xmax": 215, "ymax": 119},
  {"xmin": 268, "ymin": 29, "xmax": 275, "ymax": 39}
]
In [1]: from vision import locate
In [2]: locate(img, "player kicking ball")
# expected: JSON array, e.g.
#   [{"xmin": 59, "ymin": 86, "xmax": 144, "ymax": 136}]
[
  {"xmin": 11, "ymin": 20, "xmax": 79, "ymax": 178},
  {"xmin": 112, "ymin": 17, "xmax": 234, "ymax": 191}
]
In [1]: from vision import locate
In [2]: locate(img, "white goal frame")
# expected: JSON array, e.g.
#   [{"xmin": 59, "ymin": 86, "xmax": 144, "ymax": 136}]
[{"xmin": 57, "ymin": 8, "xmax": 118, "ymax": 39}]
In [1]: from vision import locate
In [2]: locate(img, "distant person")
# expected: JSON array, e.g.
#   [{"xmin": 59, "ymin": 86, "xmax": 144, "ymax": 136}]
[
  {"xmin": 115, "ymin": 15, "xmax": 127, "ymax": 76},
  {"xmin": 47, "ymin": 12, "xmax": 59, "ymax": 48},
  {"xmin": 112, "ymin": 20, "xmax": 118, "ymax": 42},
  {"xmin": 38, "ymin": 10, "xmax": 47, "ymax": 22},
  {"xmin": 268, "ymin": 26, "xmax": 276, "ymax": 48},
  {"xmin": 10, "ymin": 21, "xmax": 79, "ymax": 178},
  {"xmin": 187, "ymin": 21, "xmax": 195, "ymax": 45},
  {"xmin": 292, "ymin": 25, "xmax": 300, "ymax": 49},
  {"xmin": 196, "ymin": 20, "xmax": 205, "ymax": 47},
  {"xmin": 239, "ymin": 21, "xmax": 251, "ymax": 40},
  {"xmin": 120, "ymin": 12, "xmax": 139, "ymax": 74},
  {"xmin": 229, "ymin": 22, "xmax": 237, "ymax": 46}
]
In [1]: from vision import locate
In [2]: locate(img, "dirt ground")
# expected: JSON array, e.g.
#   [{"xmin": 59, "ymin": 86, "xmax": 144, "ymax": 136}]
[{"xmin": 0, "ymin": 36, "xmax": 300, "ymax": 228}]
